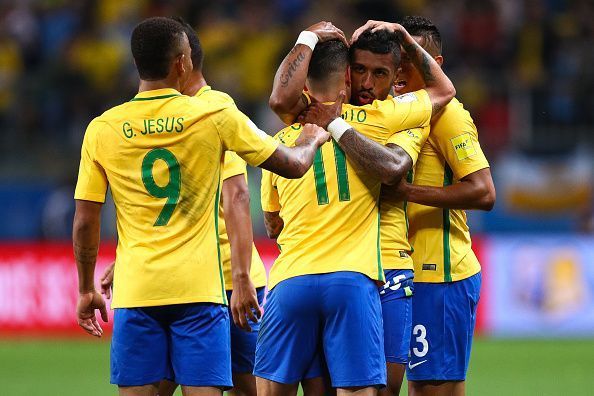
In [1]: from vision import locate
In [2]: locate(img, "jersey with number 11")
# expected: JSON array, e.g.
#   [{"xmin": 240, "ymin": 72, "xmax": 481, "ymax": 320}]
[{"xmin": 74, "ymin": 88, "xmax": 278, "ymax": 309}]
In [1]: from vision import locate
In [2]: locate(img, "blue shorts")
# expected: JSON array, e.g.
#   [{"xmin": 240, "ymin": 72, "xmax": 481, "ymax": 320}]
[
  {"xmin": 379, "ymin": 269, "xmax": 414, "ymax": 364},
  {"xmin": 226, "ymin": 287, "xmax": 266, "ymax": 374},
  {"xmin": 254, "ymin": 271, "xmax": 386, "ymax": 388},
  {"xmin": 406, "ymin": 272, "xmax": 481, "ymax": 381},
  {"xmin": 110, "ymin": 303, "xmax": 232, "ymax": 388}
]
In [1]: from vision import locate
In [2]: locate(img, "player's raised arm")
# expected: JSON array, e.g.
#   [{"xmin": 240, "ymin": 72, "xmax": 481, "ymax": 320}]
[
  {"xmin": 353, "ymin": 21, "xmax": 455, "ymax": 116},
  {"xmin": 299, "ymin": 92, "xmax": 411, "ymax": 186},
  {"xmin": 73, "ymin": 199, "xmax": 108, "ymax": 337},
  {"xmin": 269, "ymin": 21, "xmax": 348, "ymax": 125}
]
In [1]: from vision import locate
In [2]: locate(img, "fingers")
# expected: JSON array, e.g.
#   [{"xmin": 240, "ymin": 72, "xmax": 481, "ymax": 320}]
[
  {"xmin": 351, "ymin": 20, "xmax": 382, "ymax": 43},
  {"xmin": 78, "ymin": 316, "xmax": 103, "ymax": 337},
  {"xmin": 99, "ymin": 303, "xmax": 109, "ymax": 323},
  {"xmin": 334, "ymin": 27, "xmax": 349, "ymax": 47}
]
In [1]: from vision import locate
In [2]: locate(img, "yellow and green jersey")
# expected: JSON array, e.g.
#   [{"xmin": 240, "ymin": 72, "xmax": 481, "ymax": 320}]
[
  {"xmin": 379, "ymin": 127, "xmax": 429, "ymax": 270},
  {"xmin": 194, "ymin": 86, "xmax": 267, "ymax": 291},
  {"xmin": 408, "ymin": 98, "xmax": 490, "ymax": 283},
  {"xmin": 262, "ymin": 90, "xmax": 432, "ymax": 290},
  {"xmin": 74, "ymin": 88, "xmax": 278, "ymax": 308}
]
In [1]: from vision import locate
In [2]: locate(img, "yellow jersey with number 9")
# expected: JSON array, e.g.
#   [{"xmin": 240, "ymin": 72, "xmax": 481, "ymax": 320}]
[
  {"xmin": 408, "ymin": 98, "xmax": 490, "ymax": 283},
  {"xmin": 262, "ymin": 89, "xmax": 432, "ymax": 289},
  {"xmin": 74, "ymin": 88, "xmax": 278, "ymax": 308}
]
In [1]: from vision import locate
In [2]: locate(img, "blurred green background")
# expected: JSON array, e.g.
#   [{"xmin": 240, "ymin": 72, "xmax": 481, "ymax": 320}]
[{"xmin": 2, "ymin": 338, "xmax": 594, "ymax": 395}]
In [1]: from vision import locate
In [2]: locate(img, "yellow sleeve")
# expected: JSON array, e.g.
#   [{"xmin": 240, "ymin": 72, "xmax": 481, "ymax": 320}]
[
  {"xmin": 222, "ymin": 151, "xmax": 247, "ymax": 181},
  {"xmin": 431, "ymin": 106, "xmax": 490, "ymax": 180},
  {"xmin": 386, "ymin": 126, "xmax": 430, "ymax": 166},
  {"xmin": 215, "ymin": 107, "xmax": 280, "ymax": 167},
  {"xmin": 379, "ymin": 89, "xmax": 432, "ymax": 133},
  {"xmin": 74, "ymin": 120, "xmax": 108, "ymax": 203},
  {"xmin": 261, "ymin": 169, "xmax": 280, "ymax": 212}
]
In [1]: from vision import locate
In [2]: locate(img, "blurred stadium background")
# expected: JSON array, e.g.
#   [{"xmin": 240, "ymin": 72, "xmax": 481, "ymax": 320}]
[{"xmin": 1, "ymin": 0, "xmax": 594, "ymax": 394}]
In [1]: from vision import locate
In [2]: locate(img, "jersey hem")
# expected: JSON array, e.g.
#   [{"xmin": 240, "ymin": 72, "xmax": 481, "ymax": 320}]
[
  {"xmin": 111, "ymin": 295, "xmax": 227, "ymax": 309},
  {"xmin": 413, "ymin": 267, "xmax": 481, "ymax": 283},
  {"xmin": 74, "ymin": 192, "xmax": 106, "ymax": 203}
]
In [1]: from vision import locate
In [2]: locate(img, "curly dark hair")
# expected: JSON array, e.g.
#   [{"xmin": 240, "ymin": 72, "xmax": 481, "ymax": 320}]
[
  {"xmin": 131, "ymin": 17, "xmax": 187, "ymax": 80},
  {"xmin": 399, "ymin": 16, "xmax": 442, "ymax": 56},
  {"xmin": 349, "ymin": 28, "xmax": 402, "ymax": 67}
]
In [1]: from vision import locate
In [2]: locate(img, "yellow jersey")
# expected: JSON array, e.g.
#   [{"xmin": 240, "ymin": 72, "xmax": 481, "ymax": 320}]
[
  {"xmin": 408, "ymin": 98, "xmax": 490, "ymax": 283},
  {"xmin": 219, "ymin": 151, "xmax": 267, "ymax": 290},
  {"xmin": 194, "ymin": 86, "xmax": 267, "ymax": 290},
  {"xmin": 380, "ymin": 127, "xmax": 429, "ymax": 270},
  {"xmin": 74, "ymin": 88, "xmax": 278, "ymax": 308},
  {"xmin": 262, "ymin": 90, "xmax": 432, "ymax": 289}
]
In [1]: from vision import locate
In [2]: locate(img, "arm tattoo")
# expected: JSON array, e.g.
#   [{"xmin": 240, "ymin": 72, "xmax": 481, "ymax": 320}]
[
  {"xmin": 402, "ymin": 40, "xmax": 445, "ymax": 115},
  {"xmin": 264, "ymin": 212, "xmax": 284, "ymax": 239},
  {"xmin": 74, "ymin": 243, "xmax": 98, "ymax": 267},
  {"xmin": 337, "ymin": 130, "xmax": 412, "ymax": 185},
  {"xmin": 260, "ymin": 139, "xmax": 318, "ymax": 179},
  {"xmin": 279, "ymin": 49, "xmax": 306, "ymax": 88}
]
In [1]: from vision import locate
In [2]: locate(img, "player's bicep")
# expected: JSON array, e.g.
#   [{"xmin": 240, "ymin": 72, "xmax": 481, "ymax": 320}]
[
  {"xmin": 386, "ymin": 127, "xmax": 429, "ymax": 166},
  {"xmin": 437, "ymin": 128, "xmax": 490, "ymax": 180},
  {"xmin": 217, "ymin": 108, "xmax": 279, "ymax": 167},
  {"xmin": 74, "ymin": 126, "xmax": 108, "ymax": 203}
]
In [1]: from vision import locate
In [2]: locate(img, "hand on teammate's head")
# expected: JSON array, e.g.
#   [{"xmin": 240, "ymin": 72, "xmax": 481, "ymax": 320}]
[
  {"xmin": 306, "ymin": 21, "xmax": 349, "ymax": 47},
  {"xmin": 351, "ymin": 20, "xmax": 406, "ymax": 44}
]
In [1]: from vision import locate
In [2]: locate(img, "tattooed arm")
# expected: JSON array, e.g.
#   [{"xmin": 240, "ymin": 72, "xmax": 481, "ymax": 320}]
[
  {"xmin": 73, "ymin": 199, "xmax": 108, "ymax": 337},
  {"xmin": 263, "ymin": 211, "xmax": 284, "ymax": 239},
  {"xmin": 259, "ymin": 123, "xmax": 330, "ymax": 179},
  {"xmin": 337, "ymin": 132, "xmax": 412, "ymax": 186},
  {"xmin": 269, "ymin": 21, "xmax": 348, "ymax": 125},
  {"xmin": 299, "ymin": 92, "xmax": 411, "ymax": 186},
  {"xmin": 352, "ymin": 21, "xmax": 455, "ymax": 116}
]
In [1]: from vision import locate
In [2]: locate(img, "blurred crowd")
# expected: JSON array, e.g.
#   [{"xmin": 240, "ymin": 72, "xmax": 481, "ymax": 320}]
[
  {"xmin": 0, "ymin": 0, "xmax": 593, "ymax": 237},
  {"xmin": 1, "ymin": 0, "xmax": 593, "ymax": 180}
]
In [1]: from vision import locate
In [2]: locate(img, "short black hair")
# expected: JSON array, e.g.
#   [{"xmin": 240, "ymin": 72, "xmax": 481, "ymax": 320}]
[
  {"xmin": 131, "ymin": 17, "xmax": 187, "ymax": 80},
  {"xmin": 308, "ymin": 39, "xmax": 349, "ymax": 82},
  {"xmin": 349, "ymin": 29, "xmax": 402, "ymax": 68},
  {"xmin": 399, "ymin": 16, "xmax": 442, "ymax": 56},
  {"xmin": 171, "ymin": 16, "xmax": 204, "ymax": 71}
]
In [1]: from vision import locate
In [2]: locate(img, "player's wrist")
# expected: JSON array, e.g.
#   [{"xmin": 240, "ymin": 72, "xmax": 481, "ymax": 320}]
[
  {"xmin": 296, "ymin": 31, "xmax": 319, "ymax": 51},
  {"xmin": 327, "ymin": 117, "xmax": 351, "ymax": 142}
]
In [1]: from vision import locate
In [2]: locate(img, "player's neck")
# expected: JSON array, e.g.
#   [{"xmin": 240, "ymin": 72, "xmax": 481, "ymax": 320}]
[
  {"xmin": 138, "ymin": 78, "xmax": 183, "ymax": 94},
  {"xmin": 183, "ymin": 72, "xmax": 208, "ymax": 96}
]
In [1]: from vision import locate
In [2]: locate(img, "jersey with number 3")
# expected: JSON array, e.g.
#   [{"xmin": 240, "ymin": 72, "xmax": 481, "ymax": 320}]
[
  {"xmin": 74, "ymin": 88, "xmax": 278, "ymax": 308},
  {"xmin": 261, "ymin": 89, "xmax": 432, "ymax": 290}
]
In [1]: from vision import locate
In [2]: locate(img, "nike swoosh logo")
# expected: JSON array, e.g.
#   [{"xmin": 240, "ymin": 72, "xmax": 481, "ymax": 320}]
[{"xmin": 408, "ymin": 360, "xmax": 427, "ymax": 369}]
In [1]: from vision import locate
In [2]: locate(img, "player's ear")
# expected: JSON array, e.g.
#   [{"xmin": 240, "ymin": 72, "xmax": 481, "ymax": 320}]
[
  {"xmin": 435, "ymin": 55, "xmax": 444, "ymax": 67},
  {"xmin": 345, "ymin": 65, "xmax": 351, "ymax": 86}
]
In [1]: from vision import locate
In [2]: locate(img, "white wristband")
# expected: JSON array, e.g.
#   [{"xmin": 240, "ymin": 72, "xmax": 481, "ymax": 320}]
[
  {"xmin": 327, "ymin": 118, "xmax": 351, "ymax": 142},
  {"xmin": 295, "ymin": 31, "xmax": 319, "ymax": 51}
]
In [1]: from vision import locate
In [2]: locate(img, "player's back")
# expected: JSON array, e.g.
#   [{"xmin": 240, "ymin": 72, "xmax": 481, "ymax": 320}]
[
  {"xmin": 262, "ymin": 124, "xmax": 384, "ymax": 290},
  {"xmin": 77, "ymin": 88, "xmax": 245, "ymax": 308}
]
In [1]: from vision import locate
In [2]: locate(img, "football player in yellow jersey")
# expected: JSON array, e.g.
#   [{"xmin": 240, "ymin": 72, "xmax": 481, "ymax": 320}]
[
  {"xmin": 72, "ymin": 17, "xmax": 330, "ymax": 396},
  {"xmin": 269, "ymin": 22, "xmax": 455, "ymax": 396},
  {"xmin": 256, "ymin": 25, "xmax": 454, "ymax": 396},
  {"xmin": 96, "ymin": 19, "xmax": 269, "ymax": 396},
  {"xmin": 355, "ymin": 18, "xmax": 496, "ymax": 396}
]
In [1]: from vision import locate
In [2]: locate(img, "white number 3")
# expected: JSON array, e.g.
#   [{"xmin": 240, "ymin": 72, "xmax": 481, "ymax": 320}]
[{"xmin": 412, "ymin": 324, "xmax": 429, "ymax": 357}]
